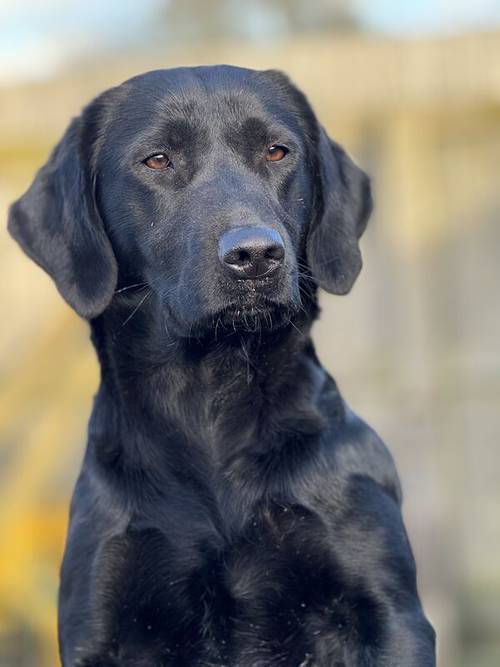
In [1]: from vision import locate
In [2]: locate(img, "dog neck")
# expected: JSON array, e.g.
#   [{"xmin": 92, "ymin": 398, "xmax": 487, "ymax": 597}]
[{"xmin": 87, "ymin": 291, "xmax": 336, "ymax": 507}]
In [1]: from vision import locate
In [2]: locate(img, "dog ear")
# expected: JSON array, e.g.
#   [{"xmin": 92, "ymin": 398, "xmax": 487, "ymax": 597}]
[
  {"xmin": 307, "ymin": 128, "xmax": 372, "ymax": 295},
  {"xmin": 7, "ymin": 115, "xmax": 117, "ymax": 319}
]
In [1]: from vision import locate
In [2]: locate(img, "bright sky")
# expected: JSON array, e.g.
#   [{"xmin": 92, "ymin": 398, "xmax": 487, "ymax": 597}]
[
  {"xmin": 1, "ymin": 0, "xmax": 499, "ymax": 85},
  {"xmin": 359, "ymin": 0, "xmax": 500, "ymax": 33}
]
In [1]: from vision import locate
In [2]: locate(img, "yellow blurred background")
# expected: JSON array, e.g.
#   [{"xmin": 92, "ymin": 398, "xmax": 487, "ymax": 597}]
[{"xmin": 1, "ymin": 2, "xmax": 499, "ymax": 665}]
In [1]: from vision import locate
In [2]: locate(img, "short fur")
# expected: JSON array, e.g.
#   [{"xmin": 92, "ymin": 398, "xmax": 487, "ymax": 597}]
[{"xmin": 8, "ymin": 65, "xmax": 435, "ymax": 666}]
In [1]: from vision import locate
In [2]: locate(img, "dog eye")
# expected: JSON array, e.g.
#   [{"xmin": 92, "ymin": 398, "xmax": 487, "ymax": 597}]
[
  {"xmin": 266, "ymin": 145, "xmax": 288, "ymax": 162},
  {"xmin": 143, "ymin": 153, "xmax": 173, "ymax": 170}
]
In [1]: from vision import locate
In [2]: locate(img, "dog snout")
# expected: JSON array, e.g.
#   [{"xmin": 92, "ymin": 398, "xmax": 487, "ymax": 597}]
[{"xmin": 218, "ymin": 226, "xmax": 285, "ymax": 280}]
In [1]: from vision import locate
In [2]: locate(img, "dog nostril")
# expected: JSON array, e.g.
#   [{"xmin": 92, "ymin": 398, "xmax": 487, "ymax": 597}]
[
  {"xmin": 222, "ymin": 248, "xmax": 252, "ymax": 267},
  {"xmin": 237, "ymin": 249, "xmax": 251, "ymax": 265},
  {"xmin": 265, "ymin": 245, "xmax": 285, "ymax": 262}
]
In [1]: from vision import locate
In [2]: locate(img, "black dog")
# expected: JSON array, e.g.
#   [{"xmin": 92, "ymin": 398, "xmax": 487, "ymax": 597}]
[{"xmin": 9, "ymin": 66, "xmax": 435, "ymax": 666}]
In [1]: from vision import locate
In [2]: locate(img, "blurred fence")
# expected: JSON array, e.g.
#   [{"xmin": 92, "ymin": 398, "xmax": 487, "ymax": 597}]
[{"xmin": 1, "ymin": 31, "xmax": 499, "ymax": 666}]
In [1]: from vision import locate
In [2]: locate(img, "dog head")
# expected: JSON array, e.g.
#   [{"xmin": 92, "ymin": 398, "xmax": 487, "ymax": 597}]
[{"xmin": 8, "ymin": 66, "xmax": 372, "ymax": 336}]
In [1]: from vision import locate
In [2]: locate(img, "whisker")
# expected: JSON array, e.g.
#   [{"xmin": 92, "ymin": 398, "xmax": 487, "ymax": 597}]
[
  {"xmin": 214, "ymin": 316, "xmax": 221, "ymax": 342},
  {"xmin": 121, "ymin": 290, "xmax": 152, "ymax": 327},
  {"xmin": 115, "ymin": 282, "xmax": 147, "ymax": 294}
]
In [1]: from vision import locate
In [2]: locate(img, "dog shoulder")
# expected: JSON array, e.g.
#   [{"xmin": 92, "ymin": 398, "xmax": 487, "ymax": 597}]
[{"xmin": 327, "ymin": 404, "xmax": 403, "ymax": 505}]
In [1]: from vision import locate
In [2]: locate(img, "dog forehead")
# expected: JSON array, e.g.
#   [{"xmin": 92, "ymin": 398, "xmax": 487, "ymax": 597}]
[
  {"xmin": 105, "ymin": 66, "xmax": 299, "ymax": 138},
  {"xmin": 121, "ymin": 65, "xmax": 270, "ymax": 105}
]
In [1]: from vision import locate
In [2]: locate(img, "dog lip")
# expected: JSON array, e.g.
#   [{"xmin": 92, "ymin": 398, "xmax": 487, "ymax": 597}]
[
  {"xmin": 228, "ymin": 270, "xmax": 289, "ymax": 296},
  {"xmin": 235, "ymin": 271, "xmax": 281, "ymax": 284}
]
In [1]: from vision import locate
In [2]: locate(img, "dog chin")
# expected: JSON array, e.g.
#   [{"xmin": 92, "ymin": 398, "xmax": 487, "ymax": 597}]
[{"xmin": 190, "ymin": 300, "xmax": 299, "ymax": 338}]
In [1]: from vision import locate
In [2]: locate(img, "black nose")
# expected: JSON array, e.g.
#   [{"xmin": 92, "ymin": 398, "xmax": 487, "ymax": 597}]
[{"xmin": 218, "ymin": 226, "xmax": 285, "ymax": 279}]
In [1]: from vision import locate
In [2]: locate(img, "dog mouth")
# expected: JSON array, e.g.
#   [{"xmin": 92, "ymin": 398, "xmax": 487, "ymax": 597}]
[{"xmin": 160, "ymin": 270, "xmax": 303, "ymax": 340}]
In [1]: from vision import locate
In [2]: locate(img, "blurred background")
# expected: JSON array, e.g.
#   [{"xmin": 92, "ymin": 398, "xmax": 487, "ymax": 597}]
[{"xmin": 1, "ymin": 1, "xmax": 499, "ymax": 665}]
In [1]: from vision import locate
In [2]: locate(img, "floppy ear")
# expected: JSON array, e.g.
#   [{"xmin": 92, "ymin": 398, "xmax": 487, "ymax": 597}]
[
  {"xmin": 7, "ymin": 116, "xmax": 117, "ymax": 319},
  {"xmin": 306, "ymin": 128, "xmax": 372, "ymax": 295}
]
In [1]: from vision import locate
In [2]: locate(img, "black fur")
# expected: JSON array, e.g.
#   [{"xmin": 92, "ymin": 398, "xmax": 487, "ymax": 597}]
[{"xmin": 8, "ymin": 65, "xmax": 435, "ymax": 666}]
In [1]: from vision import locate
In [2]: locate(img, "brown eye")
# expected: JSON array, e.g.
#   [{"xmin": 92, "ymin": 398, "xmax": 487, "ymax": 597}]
[
  {"xmin": 144, "ymin": 153, "xmax": 172, "ymax": 170},
  {"xmin": 266, "ymin": 144, "xmax": 288, "ymax": 162}
]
